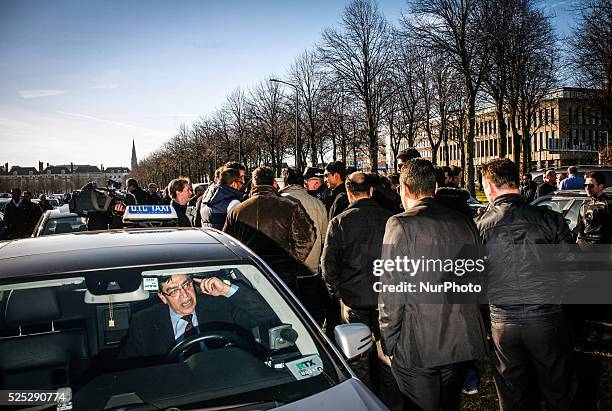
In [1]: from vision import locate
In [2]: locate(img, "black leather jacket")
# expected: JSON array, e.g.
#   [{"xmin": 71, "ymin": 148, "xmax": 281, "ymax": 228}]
[
  {"xmin": 476, "ymin": 194, "xmax": 575, "ymax": 322},
  {"xmin": 576, "ymin": 193, "xmax": 612, "ymax": 245},
  {"xmin": 321, "ymin": 198, "xmax": 393, "ymax": 308}
]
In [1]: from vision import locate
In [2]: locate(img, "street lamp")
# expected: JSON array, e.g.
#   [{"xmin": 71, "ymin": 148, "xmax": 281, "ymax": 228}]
[{"xmin": 270, "ymin": 78, "xmax": 301, "ymax": 171}]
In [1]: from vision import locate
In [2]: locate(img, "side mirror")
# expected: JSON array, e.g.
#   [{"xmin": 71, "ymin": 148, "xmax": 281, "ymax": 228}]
[{"xmin": 334, "ymin": 323, "xmax": 373, "ymax": 360}]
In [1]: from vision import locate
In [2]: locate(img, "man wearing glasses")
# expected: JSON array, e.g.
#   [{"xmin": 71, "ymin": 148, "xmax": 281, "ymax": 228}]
[
  {"xmin": 576, "ymin": 171, "xmax": 611, "ymax": 245},
  {"xmin": 120, "ymin": 273, "xmax": 274, "ymax": 358}
]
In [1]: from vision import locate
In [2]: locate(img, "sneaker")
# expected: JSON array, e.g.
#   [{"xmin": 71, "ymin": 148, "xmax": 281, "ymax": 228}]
[{"xmin": 462, "ymin": 387, "xmax": 478, "ymax": 395}]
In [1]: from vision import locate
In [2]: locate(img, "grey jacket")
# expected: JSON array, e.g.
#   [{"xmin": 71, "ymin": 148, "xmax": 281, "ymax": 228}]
[
  {"xmin": 281, "ymin": 184, "xmax": 329, "ymax": 274},
  {"xmin": 378, "ymin": 198, "xmax": 488, "ymax": 369}
]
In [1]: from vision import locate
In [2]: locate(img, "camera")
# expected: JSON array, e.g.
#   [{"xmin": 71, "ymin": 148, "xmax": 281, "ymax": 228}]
[{"xmin": 69, "ymin": 182, "xmax": 131, "ymax": 217}]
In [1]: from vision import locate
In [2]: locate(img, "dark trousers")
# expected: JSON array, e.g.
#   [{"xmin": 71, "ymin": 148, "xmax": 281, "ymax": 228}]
[
  {"xmin": 391, "ymin": 361, "xmax": 470, "ymax": 411},
  {"xmin": 340, "ymin": 303, "xmax": 403, "ymax": 410},
  {"xmin": 490, "ymin": 318, "xmax": 577, "ymax": 411}
]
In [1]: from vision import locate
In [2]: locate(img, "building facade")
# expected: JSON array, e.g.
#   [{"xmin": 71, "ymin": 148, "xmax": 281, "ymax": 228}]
[
  {"xmin": 0, "ymin": 162, "xmax": 131, "ymax": 194},
  {"xmin": 409, "ymin": 87, "xmax": 610, "ymax": 172}
]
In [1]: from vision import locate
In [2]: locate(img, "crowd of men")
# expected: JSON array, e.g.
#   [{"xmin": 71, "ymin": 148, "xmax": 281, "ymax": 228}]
[
  {"xmin": 3, "ymin": 153, "xmax": 611, "ymax": 410},
  {"xmin": 147, "ymin": 154, "xmax": 607, "ymax": 410},
  {"xmin": 519, "ymin": 165, "xmax": 586, "ymax": 203}
]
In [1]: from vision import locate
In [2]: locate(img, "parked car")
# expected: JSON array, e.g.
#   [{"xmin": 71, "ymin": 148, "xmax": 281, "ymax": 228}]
[
  {"xmin": 32, "ymin": 208, "xmax": 88, "ymax": 236},
  {"xmin": 531, "ymin": 165, "xmax": 612, "ymax": 187},
  {"xmin": 0, "ymin": 211, "xmax": 7, "ymax": 241},
  {"xmin": 0, "ymin": 224, "xmax": 384, "ymax": 410},
  {"xmin": 0, "ymin": 198, "xmax": 10, "ymax": 212},
  {"xmin": 531, "ymin": 188, "xmax": 612, "ymax": 230}
]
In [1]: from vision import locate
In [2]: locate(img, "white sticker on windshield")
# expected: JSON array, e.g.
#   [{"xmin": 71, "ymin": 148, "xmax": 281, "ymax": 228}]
[
  {"xmin": 285, "ymin": 355, "xmax": 324, "ymax": 380},
  {"xmin": 143, "ymin": 277, "xmax": 159, "ymax": 291}
]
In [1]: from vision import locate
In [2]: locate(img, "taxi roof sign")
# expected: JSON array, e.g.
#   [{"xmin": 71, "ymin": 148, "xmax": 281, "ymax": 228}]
[{"xmin": 122, "ymin": 204, "xmax": 178, "ymax": 222}]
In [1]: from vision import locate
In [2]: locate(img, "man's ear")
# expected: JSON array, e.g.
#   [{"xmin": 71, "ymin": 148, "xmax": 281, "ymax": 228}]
[{"xmin": 157, "ymin": 292, "xmax": 168, "ymax": 305}]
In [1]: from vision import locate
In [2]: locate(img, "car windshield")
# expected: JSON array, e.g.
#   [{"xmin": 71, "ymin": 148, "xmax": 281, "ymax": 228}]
[
  {"xmin": 0, "ymin": 263, "xmax": 341, "ymax": 410},
  {"xmin": 42, "ymin": 215, "xmax": 87, "ymax": 235},
  {"xmin": 534, "ymin": 198, "xmax": 570, "ymax": 214}
]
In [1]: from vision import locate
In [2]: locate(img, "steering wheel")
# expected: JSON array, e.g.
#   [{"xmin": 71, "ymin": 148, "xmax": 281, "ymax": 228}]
[{"xmin": 166, "ymin": 330, "xmax": 256, "ymax": 361}]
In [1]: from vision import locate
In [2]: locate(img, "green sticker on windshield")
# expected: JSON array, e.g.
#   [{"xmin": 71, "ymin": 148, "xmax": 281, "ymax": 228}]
[{"xmin": 285, "ymin": 355, "xmax": 324, "ymax": 380}]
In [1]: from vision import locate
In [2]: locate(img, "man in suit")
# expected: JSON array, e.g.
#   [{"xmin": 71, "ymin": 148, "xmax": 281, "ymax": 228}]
[
  {"xmin": 378, "ymin": 158, "xmax": 488, "ymax": 411},
  {"xmin": 120, "ymin": 273, "xmax": 276, "ymax": 358}
]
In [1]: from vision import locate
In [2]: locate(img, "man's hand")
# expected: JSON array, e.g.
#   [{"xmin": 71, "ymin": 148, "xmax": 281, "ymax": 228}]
[{"xmin": 194, "ymin": 277, "xmax": 230, "ymax": 297}]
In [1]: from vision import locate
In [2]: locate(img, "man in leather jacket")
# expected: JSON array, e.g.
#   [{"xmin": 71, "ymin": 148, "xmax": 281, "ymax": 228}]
[
  {"xmin": 575, "ymin": 171, "xmax": 611, "ymax": 245},
  {"xmin": 476, "ymin": 159, "xmax": 577, "ymax": 410}
]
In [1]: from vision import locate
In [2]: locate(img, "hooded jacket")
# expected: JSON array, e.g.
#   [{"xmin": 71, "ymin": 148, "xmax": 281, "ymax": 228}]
[{"xmin": 200, "ymin": 184, "xmax": 243, "ymax": 230}]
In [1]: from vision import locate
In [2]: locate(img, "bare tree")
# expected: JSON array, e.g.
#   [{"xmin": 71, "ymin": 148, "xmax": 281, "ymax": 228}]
[
  {"xmin": 505, "ymin": 1, "xmax": 558, "ymax": 172},
  {"xmin": 319, "ymin": 0, "xmax": 392, "ymax": 170},
  {"xmin": 289, "ymin": 49, "xmax": 329, "ymax": 167},
  {"xmin": 247, "ymin": 79, "xmax": 291, "ymax": 174},
  {"xmin": 404, "ymin": 0, "xmax": 493, "ymax": 194},
  {"xmin": 569, "ymin": 0, "xmax": 612, "ymax": 132}
]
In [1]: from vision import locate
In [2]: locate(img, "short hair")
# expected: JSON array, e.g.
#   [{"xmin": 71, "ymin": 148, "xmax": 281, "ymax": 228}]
[
  {"xmin": 252, "ymin": 167, "xmax": 275, "ymax": 186},
  {"xmin": 399, "ymin": 159, "xmax": 436, "ymax": 196},
  {"xmin": 22, "ymin": 190, "xmax": 32, "ymax": 197},
  {"xmin": 11, "ymin": 187, "xmax": 21, "ymax": 194},
  {"xmin": 167, "ymin": 177, "xmax": 190, "ymax": 199},
  {"xmin": 224, "ymin": 161, "xmax": 246, "ymax": 172},
  {"xmin": 567, "ymin": 166, "xmax": 578, "ymax": 175},
  {"xmin": 325, "ymin": 161, "xmax": 347, "ymax": 180},
  {"xmin": 214, "ymin": 167, "xmax": 225, "ymax": 182},
  {"xmin": 523, "ymin": 173, "xmax": 532, "ymax": 179},
  {"xmin": 397, "ymin": 147, "xmax": 421, "ymax": 162},
  {"xmin": 433, "ymin": 166, "xmax": 446, "ymax": 188},
  {"xmin": 126, "ymin": 178, "xmax": 139, "ymax": 188},
  {"xmin": 585, "ymin": 171, "xmax": 605, "ymax": 185},
  {"xmin": 450, "ymin": 165, "xmax": 462, "ymax": 177},
  {"xmin": 442, "ymin": 165, "xmax": 452, "ymax": 175},
  {"xmin": 388, "ymin": 173, "xmax": 400, "ymax": 186},
  {"xmin": 481, "ymin": 159, "xmax": 519, "ymax": 189},
  {"xmin": 148, "ymin": 182, "xmax": 158, "ymax": 190},
  {"xmin": 220, "ymin": 168, "xmax": 242, "ymax": 186},
  {"xmin": 282, "ymin": 167, "xmax": 304, "ymax": 186},
  {"xmin": 346, "ymin": 172, "xmax": 372, "ymax": 195},
  {"xmin": 545, "ymin": 170, "xmax": 556, "ymax": 178}
]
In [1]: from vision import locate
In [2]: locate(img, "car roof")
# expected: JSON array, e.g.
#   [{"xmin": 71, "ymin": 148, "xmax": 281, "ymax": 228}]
[
  {"xmin": 533, "ymin": 187, "xmax": 612, "ymax": 200},
  {"xmin": 0, "ymin": 228, "xmax": 250, "ymax": 280},
  {"xmin": 45, "ymin": 208, "xmax": 78, "ymax": 218}
]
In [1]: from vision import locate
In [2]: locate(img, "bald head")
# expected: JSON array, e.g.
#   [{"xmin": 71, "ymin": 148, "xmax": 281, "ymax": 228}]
[{"xmin": 345, "ymin": 172, "xmax": 373, "ymax": 204}]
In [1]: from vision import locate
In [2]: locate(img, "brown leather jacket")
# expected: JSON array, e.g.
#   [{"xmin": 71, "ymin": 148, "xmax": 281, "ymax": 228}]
[{"xmin": 223, "ymin": 185, "xmax": 315, "ymax": 275}]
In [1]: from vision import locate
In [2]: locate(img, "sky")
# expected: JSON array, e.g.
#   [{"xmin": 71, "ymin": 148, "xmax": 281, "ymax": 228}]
[{"xmin": 0, "ymin": 0, "xmax": 578, "ymax": 169}]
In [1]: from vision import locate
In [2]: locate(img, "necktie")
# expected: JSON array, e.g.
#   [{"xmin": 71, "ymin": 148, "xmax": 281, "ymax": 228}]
[{"xmin": 181, "ymin": 314, "xmax": 199, "ymax": 356}]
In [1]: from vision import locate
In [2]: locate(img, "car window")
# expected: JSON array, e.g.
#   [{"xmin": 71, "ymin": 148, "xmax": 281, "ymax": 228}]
[
  {"xmin": 564, "ymin": 199, "xmax": 584, "ymax": 231},
  {"xmin": 533, "ymin": 198, "xmax": 571, "ymax": 214},
  {"xmin": 42, "ymin": 216, "xmax": 87, "ymax": 235},
  {"xmin": 0, "ymin": 264, "xmax": 341, "ymax": 409}
]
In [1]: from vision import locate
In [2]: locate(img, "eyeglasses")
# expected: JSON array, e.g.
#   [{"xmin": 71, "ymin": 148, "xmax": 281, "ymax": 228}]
[{"xmin": 162, "ymin": 279, "xmax": 194, "ymax": 298}]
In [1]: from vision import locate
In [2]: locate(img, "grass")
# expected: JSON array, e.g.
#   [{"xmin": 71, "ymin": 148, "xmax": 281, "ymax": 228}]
[
  {"xmin": 475, "ymin": 188, "xmax": 488, "ymax": 204},
  {"xmin": 460, "ymin": 352, "xmax": 612, "ymax": 410}
]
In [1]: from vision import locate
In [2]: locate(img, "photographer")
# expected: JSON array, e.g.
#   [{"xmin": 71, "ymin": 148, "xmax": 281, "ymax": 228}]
[{"xmin": 126, "ymin": 178, "xmax": 157, "ymax": 205}]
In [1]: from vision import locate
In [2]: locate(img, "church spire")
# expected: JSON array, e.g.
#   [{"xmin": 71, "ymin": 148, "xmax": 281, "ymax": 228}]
[{"xmin": 131, "ymin": 139, "xmax": 137, "ymax": 171}]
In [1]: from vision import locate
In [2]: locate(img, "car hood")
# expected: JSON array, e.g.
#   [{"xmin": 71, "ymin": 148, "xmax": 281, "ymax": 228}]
[{"xmin": 276, "ymin": 378, "xmax": 387, "ymax": 410}]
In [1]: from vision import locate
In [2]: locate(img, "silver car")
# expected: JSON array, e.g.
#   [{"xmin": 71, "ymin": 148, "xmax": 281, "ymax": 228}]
[{"xmin": 0, "ymin": 228, "xmax": 386, "ymax": 410}]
